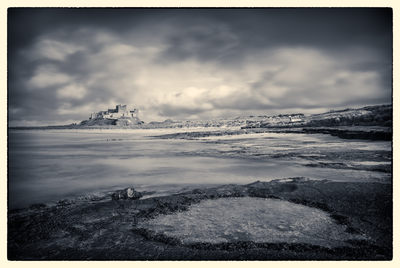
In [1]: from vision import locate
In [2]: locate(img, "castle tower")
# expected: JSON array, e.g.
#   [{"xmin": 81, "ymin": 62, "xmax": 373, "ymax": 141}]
[
  {"xmin": 89, "ymin": 104, "xmax": 139, "ymax": 120},
  {"xmin": 130, "ymin": 108, "xmax": 139, "ymax": 118}
]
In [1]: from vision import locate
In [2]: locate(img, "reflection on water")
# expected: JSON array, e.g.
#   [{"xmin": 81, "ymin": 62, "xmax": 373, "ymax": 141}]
[{"xmin": 8, "ymin": 129, "xmax": 391, "ymax": 209}]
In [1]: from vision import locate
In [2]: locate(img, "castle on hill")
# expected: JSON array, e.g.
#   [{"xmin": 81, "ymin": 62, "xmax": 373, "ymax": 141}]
[{"xmin": 89, "ymin": 104, "xmax": 139, "ymax": 120}]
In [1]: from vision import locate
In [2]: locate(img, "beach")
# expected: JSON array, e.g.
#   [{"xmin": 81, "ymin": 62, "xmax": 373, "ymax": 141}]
[{"xmin": 8, "ymin": 128, "xmax": 392, "ymax": 260}]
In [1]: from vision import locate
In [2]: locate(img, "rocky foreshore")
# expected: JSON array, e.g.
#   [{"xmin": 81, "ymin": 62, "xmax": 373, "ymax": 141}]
[
  {"xmin": 154, "ymin": 125, "xmax": 392, "ymax": 141},
  {"xmin": 8, "ymin": 178, "xmax": 392, "ymax": 260}
]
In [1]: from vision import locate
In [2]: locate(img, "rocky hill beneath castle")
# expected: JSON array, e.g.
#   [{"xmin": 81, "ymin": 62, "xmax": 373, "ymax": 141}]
[
  {"xmin": 79, "ymin": 117, "xmax": 144, "ymax": 127},
  {"xmin": 79, "ymin": 104, "xmax": 144, "ymax": 127}
]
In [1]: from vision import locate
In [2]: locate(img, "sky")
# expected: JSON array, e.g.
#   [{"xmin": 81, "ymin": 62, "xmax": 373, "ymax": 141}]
[{"xmin": 8, "ymin": 8, "xmax": 392, "ymax": 126}]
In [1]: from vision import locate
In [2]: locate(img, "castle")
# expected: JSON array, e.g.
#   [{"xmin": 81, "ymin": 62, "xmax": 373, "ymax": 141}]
[{"xmin": 89, "ymin": 104, "xmax": 139, "ymax": 120}]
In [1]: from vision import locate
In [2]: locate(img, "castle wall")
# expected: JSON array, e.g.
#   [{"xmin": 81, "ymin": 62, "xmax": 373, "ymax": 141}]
[{"xmin": 89, "ymin": 104, "xmax": 139, "ymax": 120}]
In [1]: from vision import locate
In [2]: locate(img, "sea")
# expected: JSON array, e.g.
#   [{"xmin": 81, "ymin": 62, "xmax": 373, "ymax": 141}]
[{"xmin": 8, "ymin": 128, "xmax": 392, "ymax": 209}]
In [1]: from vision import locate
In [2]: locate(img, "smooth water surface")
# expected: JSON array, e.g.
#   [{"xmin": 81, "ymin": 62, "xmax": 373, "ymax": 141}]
[
  {"xmin": 138, "ymin": 197, "xmax": 365, "ymax": 247},
  {"xmin": 8, "ymin": 128, "xmax": 391, "ymax": 209}
]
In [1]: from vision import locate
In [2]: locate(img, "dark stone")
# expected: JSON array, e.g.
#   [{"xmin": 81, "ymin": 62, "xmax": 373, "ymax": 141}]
[
  {"xmin": 345, "ymin": 227, "xmax": 361, "ymax": 234},
  {"xmin": 191, "ymin": 188, "xmax": 205, "ymax": 194},
  {"xmin": 132, "ymin": 227, "xmax": 181, "ymax": 246},
  {"xmin": 29, "ymin": 203, "xmax": 47, "ymax": 210},
  {"xmin": 111, "ymin": 187, "xmax": 143, "ymax": 200},
  {"xmin": 276, "ymin": 183, "xmax": 298, "ymax": 192},
  {"xmin": 330, "ymin": 214, "xmax": 349, "ymax": 225},
  {"xmin": 8, "ymin": 179, "xmax": 393, "ymax": 260},
  {"xmin": 302, "ymin": 127, "xmax": 392, "ymax": 141},
  {"xmin": 57, "ymin": 199, "xmax": 74, "ymax": 206}
]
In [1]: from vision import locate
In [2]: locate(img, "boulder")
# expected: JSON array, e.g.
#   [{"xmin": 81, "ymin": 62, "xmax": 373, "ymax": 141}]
[{"xmin": 112, "ymin": 187, "xmax": 143, "ymax": 200}]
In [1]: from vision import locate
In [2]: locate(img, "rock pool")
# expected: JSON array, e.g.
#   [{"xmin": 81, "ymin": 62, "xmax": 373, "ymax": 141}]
[{"xmin": 138, "ymin": 197, "xmax": 365, "ymax": 247}]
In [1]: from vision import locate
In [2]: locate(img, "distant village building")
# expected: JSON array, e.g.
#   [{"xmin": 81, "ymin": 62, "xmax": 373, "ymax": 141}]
[
  {"xmin": 289, "ymin": 116, "xmax": 303, "ymax": 123},
  {"xmin": 89, "ymin": 104, "xmax": 139, "ymax": 120}
]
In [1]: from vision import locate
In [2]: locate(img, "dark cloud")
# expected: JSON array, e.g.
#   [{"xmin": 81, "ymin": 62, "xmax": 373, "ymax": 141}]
[
  {"xmin": 8, "ymin": 8, "xmax": 392, "ymax": 126},
  {"xmin": 9, "ymin": 8, "xmax": 392, "ymax": 60}
]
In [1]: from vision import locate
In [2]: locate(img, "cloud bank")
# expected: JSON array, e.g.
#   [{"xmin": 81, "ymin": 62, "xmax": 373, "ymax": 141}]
[{"xmin": 8, "ymin": 9, "xmax": 392, "ymax": 126}]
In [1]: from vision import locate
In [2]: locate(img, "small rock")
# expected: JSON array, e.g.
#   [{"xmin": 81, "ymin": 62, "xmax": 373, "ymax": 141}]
[
  {"xmin": 112, "ymin": 187, "xmax": 143, "ymax": 200},
  {"xmin": 57, "ymin": 199, "xmax": 74, "ymax": 206},
  {"xmin": 191, "ymin": 189, "xmax": 204, "ymax": 194},
  {"xmin": 29, "ymin": 203, "xmax": 47, "ymax": 210}
]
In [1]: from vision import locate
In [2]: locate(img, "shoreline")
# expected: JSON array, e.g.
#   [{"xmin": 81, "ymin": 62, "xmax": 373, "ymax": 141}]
[
  {"xmin": 8, "ymin": 178, "xmax": 392, "ymax": 260},
  {"xmin": 9, "ymin": 125, "xmax": 391, "ymax": 141}
]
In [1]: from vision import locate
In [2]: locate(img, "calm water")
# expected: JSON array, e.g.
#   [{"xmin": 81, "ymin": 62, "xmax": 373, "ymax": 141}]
[
  {"xmin": 139, "ymin": 197, "xmax": 365, "ymax": 247},
  {"xmin": 8, "ymin": 128, "xmax": 392, "ymax": 209}
]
